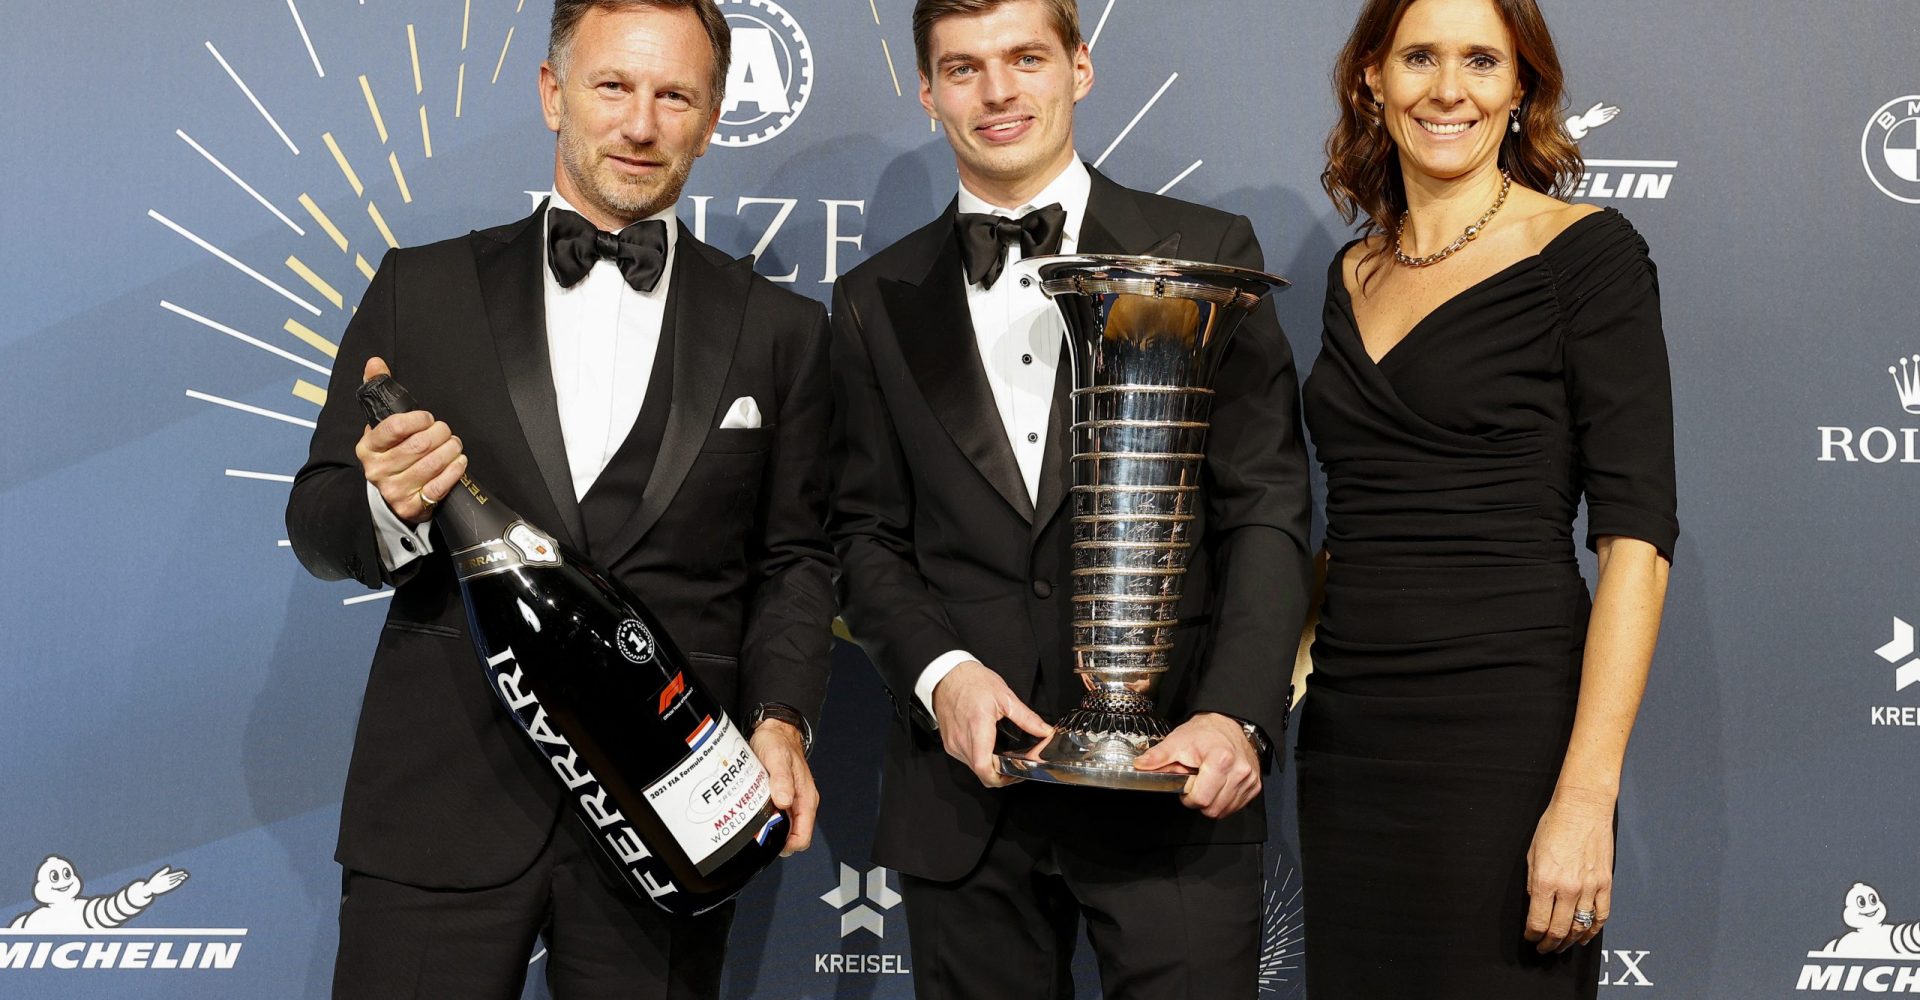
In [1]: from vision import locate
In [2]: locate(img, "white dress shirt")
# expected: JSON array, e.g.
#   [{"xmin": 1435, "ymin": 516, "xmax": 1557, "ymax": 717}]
[
  {"xmin": 369, "ymin": 190, "xmax": 679, "ymax": 570},
  {"xmin": 914, "ymin": 157, "xmax": 1092, "ymax": 726}
]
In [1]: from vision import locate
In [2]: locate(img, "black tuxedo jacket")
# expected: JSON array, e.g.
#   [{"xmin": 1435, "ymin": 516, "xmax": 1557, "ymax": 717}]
[
  {"xmin": 288, "ymin": 205, "xmax": 836, "ymax": 890},
  {"xmin": 829, "ymin": 166, "xmax": 1313, "ymax": 881}
]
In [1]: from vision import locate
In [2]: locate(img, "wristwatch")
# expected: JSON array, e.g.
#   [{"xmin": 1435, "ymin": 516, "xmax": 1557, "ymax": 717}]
[
  {"xmin": 1229, "ymin": 715, "xmax": 1272, "ymax": 766},
  {"xmin": 749, "ymin": 702, "xmax": 814, "ymax": 757}
]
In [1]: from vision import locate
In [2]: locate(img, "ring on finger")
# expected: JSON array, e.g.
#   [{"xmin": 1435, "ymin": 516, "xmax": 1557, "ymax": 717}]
[
  {"xmin": 1572, "ymin": 908, "xmax": 1596, "ymax": 931},
  {"xmin": 417, "ymin": 486, "xmax": 442, "ymax": 508}
]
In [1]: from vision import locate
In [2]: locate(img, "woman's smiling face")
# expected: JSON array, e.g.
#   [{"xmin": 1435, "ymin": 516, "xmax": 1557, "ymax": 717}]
[{"xmin": 1366, "ymin": 0, "xmax": 1524, "ymax": 184}]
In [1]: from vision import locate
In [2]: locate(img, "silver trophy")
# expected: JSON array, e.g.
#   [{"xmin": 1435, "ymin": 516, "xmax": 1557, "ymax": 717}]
[{"xmin": 996, "ymin": 254, "xmax": 1288, "ymax": 792}]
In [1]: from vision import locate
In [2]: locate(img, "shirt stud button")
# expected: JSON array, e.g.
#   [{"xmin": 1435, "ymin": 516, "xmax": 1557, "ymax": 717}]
[
  {"xmin": 1022, "ymin": 354, "xmax": 1033, "ymax": 365},
  {"xmin": 1027, "ymin": 432, "xmax": 1039, "ymax": 443},
  {"xmin": 1019, "ymin": 276, "xmax": 1033, "ymax": 288}
]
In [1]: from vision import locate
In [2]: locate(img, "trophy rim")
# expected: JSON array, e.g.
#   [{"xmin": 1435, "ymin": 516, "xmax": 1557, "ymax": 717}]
[
  {"xmin": 1021, "ymin": 252, "xmax": 1291, "ymax": 293},
  {"xmin": 994, "ymin": 751, "xmax": 1192, "ymax": 792}
]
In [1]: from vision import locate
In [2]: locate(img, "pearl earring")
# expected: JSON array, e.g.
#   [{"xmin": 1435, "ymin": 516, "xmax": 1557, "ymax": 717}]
[{"xmin": 1510, "ymin": 109, "xmax": 1521, "ymax": 134}]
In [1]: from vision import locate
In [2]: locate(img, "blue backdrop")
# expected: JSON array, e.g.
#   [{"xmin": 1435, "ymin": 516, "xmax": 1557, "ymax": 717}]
[{"xmin": 3, "ymin": 1, "xmax": 1917, "ymax": 996}]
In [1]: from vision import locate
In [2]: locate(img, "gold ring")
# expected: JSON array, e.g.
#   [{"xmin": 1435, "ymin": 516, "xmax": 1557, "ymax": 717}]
[{"xmin": 417, "ymin": 488, "xmax": 441, "ymax": 507}]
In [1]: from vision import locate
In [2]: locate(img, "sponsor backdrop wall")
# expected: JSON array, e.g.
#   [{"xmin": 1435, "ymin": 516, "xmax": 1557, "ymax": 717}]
[{"xmin": 2, "ymin": 0, "xmax": 1916, "ymax": 996}]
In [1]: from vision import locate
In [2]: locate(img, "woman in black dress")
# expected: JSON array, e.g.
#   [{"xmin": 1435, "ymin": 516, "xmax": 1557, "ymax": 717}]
[{"xmin": 1297, "ymin": 0, "xmax": 1677, "ymax": 995}]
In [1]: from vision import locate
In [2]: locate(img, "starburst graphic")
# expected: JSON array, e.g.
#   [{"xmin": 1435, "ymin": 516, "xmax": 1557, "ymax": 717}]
[
  {"xmin": 1258, "ymin": 848, "xmax": 1305, "ymax": 996},
  {"xmin": 151, "ymin": 0, "xmax": 528, "ymax": 608}
]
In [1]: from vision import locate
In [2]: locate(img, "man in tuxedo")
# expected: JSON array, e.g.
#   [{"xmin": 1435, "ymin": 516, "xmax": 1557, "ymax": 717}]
[
  {"xmin": 285, "ymin": 2, "xmax": 834, "ymax": 996},
  {"xmin": 828, "ymin": 1, "xmax": 1313, "ymax": 996}
]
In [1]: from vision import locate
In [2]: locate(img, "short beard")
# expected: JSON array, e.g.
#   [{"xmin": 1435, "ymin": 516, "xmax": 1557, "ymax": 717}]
[{"xmin": 555, "ymin": 118, "xmax": 696, "ymax": 225}]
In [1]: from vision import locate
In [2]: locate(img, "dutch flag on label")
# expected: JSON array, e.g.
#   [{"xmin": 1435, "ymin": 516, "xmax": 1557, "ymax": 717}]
[
  {"xmin": 754, "ymin": 813, "xmax": 785, "ymax": 845},
  {"xmin": 686, "ymin": 715, "xmax": 717, "ymax": 750}
]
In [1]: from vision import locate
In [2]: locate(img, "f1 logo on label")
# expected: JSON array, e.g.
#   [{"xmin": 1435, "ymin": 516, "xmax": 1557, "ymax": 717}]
[
  {"xmin": 1797, "ymin": 880, "xmax": 1920, "ymax": 992},
  {"xmin": 1, "ymin": 855, "xmax": 245, "ymax": 973},
  {"xmin": 815, "ymin": 864, "xmax": 910, "ymax": 975}
]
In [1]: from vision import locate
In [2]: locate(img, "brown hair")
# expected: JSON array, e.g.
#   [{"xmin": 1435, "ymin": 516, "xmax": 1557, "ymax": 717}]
[
  {"xmin": 548, "ymin": 0, "xmax": 732, "ymax": 106},
  {"xmin": 1321, "ymin": 0, "xmax": 1582, "ymax": 272},
  {"xmin": 912, "ymin": 0, "xmax": 1082, "ymax": 77}
]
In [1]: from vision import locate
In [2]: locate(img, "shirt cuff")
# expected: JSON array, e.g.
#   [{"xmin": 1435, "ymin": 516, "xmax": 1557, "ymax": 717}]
[
  {"xmin": 913, "ymin": 650, "xmax": 978, "ymax": 731},
  {"xmin": 366, "ymin": 481, "xmax": 433, "ymax": 572}
]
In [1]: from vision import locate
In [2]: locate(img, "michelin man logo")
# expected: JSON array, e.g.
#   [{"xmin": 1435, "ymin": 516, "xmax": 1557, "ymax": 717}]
[
  {"xmin": 820, "ymin": 864, "xmax": 900, "ymax": 939},
  {"xmin": 1863, "ymin": 96, "xmax": 1920, "ymax": 204},
  {"xmin": 1815, "ymin": 883, "xmax": 1920, "ymax": 959},
  {"xmin": 1798, "ymin": 880, "xmax": 1920, "ymax": 992},
  {"xmin": 715, "ymin": 0, "xmax": 814, "ymax": 147},
  {"xmin": 1566, "ymin": 101, "xmax": 1621, "ymax": 141},
  {"xmin": 7, "ymin": 856, "xmax": 188, "ymax": 932},
  {"xmin": 1565, "ymin": 99, "xmax": 1677, "ymax": 201}
]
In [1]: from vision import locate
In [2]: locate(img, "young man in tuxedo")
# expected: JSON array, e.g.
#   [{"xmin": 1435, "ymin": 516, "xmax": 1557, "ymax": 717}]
[
  {"xmin": 828, "ymin": 0, "xmax": 1313, "ymax": 996},
  {"xmin": 286, "ymin": 2, "xmax": 834, "ymax": 996}
]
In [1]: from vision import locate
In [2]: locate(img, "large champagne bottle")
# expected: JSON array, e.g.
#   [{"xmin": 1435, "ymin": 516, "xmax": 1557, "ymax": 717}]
[{"xmin": 357, "ymin": 374, "xmax": 787, "ymax": 916}]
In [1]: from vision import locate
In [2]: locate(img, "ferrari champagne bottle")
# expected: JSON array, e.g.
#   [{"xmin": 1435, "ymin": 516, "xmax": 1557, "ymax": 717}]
[{"xmin": 357, "ymin": 374, "xmax": 787, "ymax": 916}]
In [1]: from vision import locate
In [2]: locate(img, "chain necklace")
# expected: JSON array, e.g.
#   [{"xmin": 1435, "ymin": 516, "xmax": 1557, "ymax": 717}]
[{"xmin": 1392, "ymin": 171, "xmax": 1512, "ymax": 268}]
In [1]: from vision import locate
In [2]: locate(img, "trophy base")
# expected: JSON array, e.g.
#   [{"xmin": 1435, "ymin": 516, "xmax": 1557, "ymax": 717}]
[
  {"xmin": 994, "ymin": 752, "xmax": 1190, "ymax": 792},
  {"xmin": 993, "ymin": 693, "xmax": 1189, "ymax": 792}
]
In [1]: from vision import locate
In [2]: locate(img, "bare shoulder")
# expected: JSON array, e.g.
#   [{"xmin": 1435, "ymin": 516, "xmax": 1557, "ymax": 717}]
[{"xmin": 1522, "ymin": 197, "xmax": 1606, "ymax": 250}]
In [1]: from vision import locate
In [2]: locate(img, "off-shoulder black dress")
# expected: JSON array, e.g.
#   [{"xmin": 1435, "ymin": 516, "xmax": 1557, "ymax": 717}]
[{"xmin": 1297, "ymin": 209, "xmax": 1677, "ymax": 997}]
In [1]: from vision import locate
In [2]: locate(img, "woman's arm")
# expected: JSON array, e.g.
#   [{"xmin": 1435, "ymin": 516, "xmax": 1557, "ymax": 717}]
[{"xmin": 1524, "ymin": 535, "xmax": 1670, "ymax": 953}]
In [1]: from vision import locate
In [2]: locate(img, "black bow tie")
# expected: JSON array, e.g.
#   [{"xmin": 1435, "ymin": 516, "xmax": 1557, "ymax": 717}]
[
  {"xmin": 547, "ymin": 208, "xmax": 668, "ymax": 293},
  {"xmin": 956, "ymin": 203, "xmax": 1068, "ymax": 290}
]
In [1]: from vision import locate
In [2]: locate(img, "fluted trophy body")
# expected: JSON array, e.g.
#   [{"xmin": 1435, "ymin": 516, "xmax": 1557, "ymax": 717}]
[{"xmin": 996, "ymin": 255, "xmax": 1288, "ymax": 792}]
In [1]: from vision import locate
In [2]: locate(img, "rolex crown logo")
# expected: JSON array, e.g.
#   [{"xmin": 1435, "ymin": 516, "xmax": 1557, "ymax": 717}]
[{"xmin": 1891, "ymin": 354, "xmax": 1920, "ymax": 414}]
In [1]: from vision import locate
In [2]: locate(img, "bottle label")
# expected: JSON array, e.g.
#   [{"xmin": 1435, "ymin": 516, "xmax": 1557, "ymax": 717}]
[
  {"xmin": 642, "ymin": 714, "xmax": 775, "ymax": 873},
  {"xmin": 453, "ymin": 521, "xmax": 562, "ymax": 582}
]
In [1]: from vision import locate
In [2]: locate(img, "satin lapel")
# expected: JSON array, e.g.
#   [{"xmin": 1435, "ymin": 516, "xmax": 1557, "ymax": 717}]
[
  {"xmin": 1031, "ymin": 170, "xmax": 1184, "ymax": 534},
  {"xmin": 596, "ymin": 228, "xmax": 751, "ymax": 565},
  {"xmin": 474, "ymin": 201, "xmax": 586, "ymax": 549},
  {"xmin": 880, "ymin": 205, "xmax": 1035, "ymax": 522}
]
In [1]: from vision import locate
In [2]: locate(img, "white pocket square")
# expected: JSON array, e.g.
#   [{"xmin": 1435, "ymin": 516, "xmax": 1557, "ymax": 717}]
[{"xmin": 719, "ymin": 395, "xmax": 763, "ymax": 430}]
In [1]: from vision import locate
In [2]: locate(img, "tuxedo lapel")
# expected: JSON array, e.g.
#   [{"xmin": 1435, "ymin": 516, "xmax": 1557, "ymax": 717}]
[
  {"xmin": 1080, "ymin": 166, "xmax": 1178, "ymax": 259},
  {"xmin": 1031, "ymin": 168, "xmax": 1184, "ymax": 534},
  {"xmin": 880, "ymin": 202, "xmax": 1035, "ymax": 522},
  {"xmin": 473, "ymin": 201, "xmax": 587, "ymax": 549},
  {"xmin": 594, "ymin": 227, "xmax": 751, "ymax": 565}
]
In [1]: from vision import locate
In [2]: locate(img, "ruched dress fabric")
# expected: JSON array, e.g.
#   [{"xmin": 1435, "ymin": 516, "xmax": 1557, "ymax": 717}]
[{"xmin": 1296, "ymin": 209, "xmax": 1677, "ymax": 998}]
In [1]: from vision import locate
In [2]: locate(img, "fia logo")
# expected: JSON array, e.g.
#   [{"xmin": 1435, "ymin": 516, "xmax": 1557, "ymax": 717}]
[
  {"xmin": 715, "ymin": 0, "xmax": 815, "ymax": 148},
  {"xmin": 1797, "ymin": 881, "xmax": 1920, "ymax": 992},
  {"xmin": 616, "ymin": 619, "xmax": 656, "ymax": 664},
  {"xmin": 1, "ymin": 856, "xmax": 245, "ymax": 972},
  {"xmin": 1817, "ymin": 355, "xmax": 1920, "ymax": 465},
  {"xmin": 1862, "ymin": 96, "xmax": 1920, "ymax": 204},
  {"xmin": 1564, "ymin": 100, "xmax": 1678, "ymax": 201}
]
